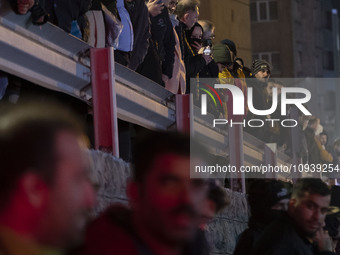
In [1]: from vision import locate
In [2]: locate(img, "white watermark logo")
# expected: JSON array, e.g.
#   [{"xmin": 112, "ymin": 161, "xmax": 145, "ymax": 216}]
[{"xmin": 200, "ymin": 84, "xmax": 311, "ymax": 128}]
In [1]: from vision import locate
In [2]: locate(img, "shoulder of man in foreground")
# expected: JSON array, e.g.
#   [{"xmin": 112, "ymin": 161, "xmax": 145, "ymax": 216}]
[{"xmin": 75, "ymin": 204, "xmax": 140, "ymax": 255}]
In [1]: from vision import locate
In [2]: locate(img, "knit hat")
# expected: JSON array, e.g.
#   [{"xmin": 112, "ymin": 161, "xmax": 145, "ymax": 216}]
[
  {"xmin": 248, "ymin": 180, "xmax": 290, "ymax": 214},
  {"xmin": 212, "ymin": 43, "xmax": 232, "ymax": 65},
  {"xmin": 252, "ymin": 59, "xmax": 271, "ymax": 75},
  {"xmin": 221, "ymin": 39, "xmax": 237, "ymax": 56}
]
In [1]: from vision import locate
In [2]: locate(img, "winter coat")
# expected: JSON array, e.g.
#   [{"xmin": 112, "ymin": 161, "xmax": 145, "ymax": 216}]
[
  {"xmin": 304, "ymin": 127, "xmax": 321, "ymax": 165},
  {"xmin": 175, "ymin": 21, "xmax": 206, "ymax": 94},
  {"xmin": 150, "ymin": 7, "xmax": 175, "ymax": 79},
  {"xmin": 252, "ymin": 213, "xmax": 334, "ymax": 255},
  {"xmin": 76, "ymin": 204, "xmax": 207, "ymax": 255},
  {"xmin": 39, "ymin": 0, "xmax": 91, "ymax": 33},
  {"xmin": 218, "ymin": 67, "xmax": 248, "ymax": 121},
  {"xmin": 127, "ymin": 0, "xmax": 151, "ymax": 71}
]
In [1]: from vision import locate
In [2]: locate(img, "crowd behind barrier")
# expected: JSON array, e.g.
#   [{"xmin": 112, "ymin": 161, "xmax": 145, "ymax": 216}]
[
  {"xmin": 1, "ymin": 1, "xmax": 340, "ymax": 254},
  {"xmin": 2, "ymin": 0, "xmax": 340, "ymax": 169}
]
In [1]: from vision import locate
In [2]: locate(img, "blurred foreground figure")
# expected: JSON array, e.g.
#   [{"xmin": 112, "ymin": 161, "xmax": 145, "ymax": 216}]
[
  {"xmin": 0, "ymin": 103, "xmax": 95, "ymax": 254},
  {"xmin": 78, "ymin": 131, "xmax": 209, "ymax": 255},
  {"xmin": 191, "ymin": 179, "xmax": 229, "ymax": 255},
  {"xmin": 252, "ymin": 178, "xmax": 333, "ymax": 255}
]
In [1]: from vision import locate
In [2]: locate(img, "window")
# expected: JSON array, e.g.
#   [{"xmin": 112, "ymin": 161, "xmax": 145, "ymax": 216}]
[
  {"xmin": 252, "ymin": 52, "xmax": 281, "ymax": 73},
  {"xmin": 261, "ymin": 53, "xmax": 270, "ymax": 63},
  {"xmin": 271, "ymin": 53, "xmax": 280, "ymax": 72},
  {"xmin": 259, "ymin": 2, "xmax": 267, "ymax": 20},
  {"xmin": 250, "ymin": 1, "xmax": 278, "ymax": 22},
  {"xmin": 250, "ymin": 3, "xmax": 257, "ymax": 21}
]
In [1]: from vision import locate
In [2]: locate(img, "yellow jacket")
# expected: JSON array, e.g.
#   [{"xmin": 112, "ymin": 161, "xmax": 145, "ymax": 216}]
[{"xmin": 218, "ymin": 68, "xmax": 247, "ymax": 120}]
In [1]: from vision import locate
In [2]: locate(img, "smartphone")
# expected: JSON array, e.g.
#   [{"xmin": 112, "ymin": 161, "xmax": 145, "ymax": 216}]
[{"xmin": 203, "ymin": 46, "xmax": 212, "ymax": 56}]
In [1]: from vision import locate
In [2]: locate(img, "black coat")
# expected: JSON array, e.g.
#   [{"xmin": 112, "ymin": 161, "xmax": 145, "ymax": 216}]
[
  {"xmin": 150, "ymin": 7, "xmax": 175, "ymax": 78},
  {"xmin": 304, "ymin": 127, "xmax": 320, "ymax": 165},
  {"xmin": 244, "ymin": 78, "xmax": 268, "ymax": 141},
  {"xmin": 127, "ymin": 0, "xmax": 151, "ymax": 71},
  {"xmin": 39, "ymin": 0, "xmax": 91, "ymax": 33},
  {"xmin": 234, "ymin": 210, "xmax": 285, "ymax": 255},
  {"xmin": 90, "ymin": 0, "xmax": 118, "ymax": 17},
  {"xmin": 252, "ymin": 213, "xmax": 333, "ymax": 255},
  {"xmin": 175, "ymin": 21, "xmax": 206, "ymax": 94}
]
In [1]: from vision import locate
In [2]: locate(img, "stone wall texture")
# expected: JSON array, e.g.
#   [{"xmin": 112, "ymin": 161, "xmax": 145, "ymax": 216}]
[{"xmin": 88, "ymin": 150, "xmax": 249, "ymax": 254}]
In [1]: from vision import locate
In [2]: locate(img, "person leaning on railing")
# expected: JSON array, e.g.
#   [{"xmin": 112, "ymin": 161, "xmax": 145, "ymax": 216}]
[{"xmin": 9, "ymin": 0, "xmax": 48, "ymax": 25}]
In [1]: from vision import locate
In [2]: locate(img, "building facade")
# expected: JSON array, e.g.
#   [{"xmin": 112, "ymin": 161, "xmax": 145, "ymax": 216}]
[
  {"xmin": 250, "ymin": 0, "xmax": 340, "ymax": 145},
  {"xmin": 199, "ymin": 0, "xmax": 253, "ymax": 67},
  {"xmin": 250, "ymin": 0, "xmax": 340, "ymax": 78}
]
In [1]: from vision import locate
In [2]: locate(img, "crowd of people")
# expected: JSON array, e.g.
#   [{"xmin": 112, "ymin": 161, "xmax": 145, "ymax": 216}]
[
  {"xmin": 1, "ymin": 2, "xmax": 340, "ymax": 254},
  {"xmin": 0, "ymin": 102, "xmax": 340, "ymax": 255},
  {"xmin": 8, "ymin": 0, "xmax": 252, "ymax": 94},
  {"xmin": 7, "ymin": 0, "xmax": 340, "ymax": 165}
]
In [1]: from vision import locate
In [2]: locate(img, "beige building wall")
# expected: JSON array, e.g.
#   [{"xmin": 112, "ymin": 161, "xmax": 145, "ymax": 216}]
[{"xmin": 199, "ymin": 0, "xmax": 253, "ymax": 68}]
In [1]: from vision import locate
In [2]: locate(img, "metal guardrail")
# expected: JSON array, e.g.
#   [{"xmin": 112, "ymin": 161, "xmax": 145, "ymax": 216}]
[
  {"xmin": 0, "ymin": 0, "xmax": 92, "ymax": 99},
  {"xmin": 0, "ymin": 0, "xmax": 293, "ymax": 181}
]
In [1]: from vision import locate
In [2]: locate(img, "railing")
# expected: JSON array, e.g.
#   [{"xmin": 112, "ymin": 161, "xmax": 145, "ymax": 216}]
[{"xmin": 0, "ymin": 0, "xmax": 295, "ymax": 188}]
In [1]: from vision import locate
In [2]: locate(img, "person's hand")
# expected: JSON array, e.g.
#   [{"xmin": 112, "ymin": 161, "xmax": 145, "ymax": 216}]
[
  {"xmin": 35, "ymin": 16, "xmax": 45, "ymax": 24},
  {"xmin": 17, "ymin": 0, "xmax": 34, "ymax": 14},
  {"xmin": 190, "ymin": 41, "xmax": 201, "ymax": 52},
  {"xmin": 314, "ymin": 228, "xmax": 333, "ymax": 252},
  {"xmin": 197, "ymin": 47, "xmax": 204, "ymax": 55},
  {"xmin": 202, "ymin": 54, "xmax": 212, "ymax": 65},
  {"xmin": 147, "ymin": 0, "xmax": 164, "ymax": 17}
]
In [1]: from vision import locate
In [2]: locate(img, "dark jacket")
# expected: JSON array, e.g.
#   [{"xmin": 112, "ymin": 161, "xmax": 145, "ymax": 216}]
[
  {"xmin": 246, "ymin": 78, "xmax": 267, "ymax": 113},
  {"xmin": 39, "ymin": 0, "xmax": 91, "ymax": 33},
  {"xmin": 199, "ymin": 60, "xmax": 219, "ymax": 79},
  {"xmin": 136, "ymin": 7, "xmax": 176, "ymax": 85},
  {"xmin": 175, "ymin": 21, "xmax": 206, "ymax": 93},
  {"xmin": 76, "ymin": 205, "xmax": 148, "ymax": 255},
  {"xmin": 90, "ymin": 0, "xmax": 118, "ymax": 17},
  {"xmin": 150, "ymin": 7, "xmax": 175, "ymax": 78},
  {"xmin": 304, "ymin": 127, "xmax": 320, "ymax": 165},
  {"xmin": 244, "ymin": 78, "xmax": 268, "ymax": 141},
  {"xmin": 252, "ymin": 213, "xmax": 334, "ymax": 255},
  {"xmin": 127, "ymin": 0, "xmax": 151, "ymax": 71},
  {"xmin": 234, "ymin": 210, "xmax": 284, "ymax": 255},
  {"xmin": 185, "ymin": 34, "xmax": 218, "ymax": 79},
  {"xmin": 76, "ymin": 205, "xmax": 205, "ymax": 255}
]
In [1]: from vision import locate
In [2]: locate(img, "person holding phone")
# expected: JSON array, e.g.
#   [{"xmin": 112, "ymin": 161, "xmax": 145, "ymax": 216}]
[{"xmin": 185, "ymin": 22, "xmax": 218, "ymax": 79}]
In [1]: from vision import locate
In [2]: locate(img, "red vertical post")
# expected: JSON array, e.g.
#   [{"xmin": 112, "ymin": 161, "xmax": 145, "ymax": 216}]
[
  {"xmin": 176, "ymin": 94, "xmax": 193, "ymax": 135},
  {"xmin": 90, "ymin": 48, "xmax": 119, "ymax": 157},
  {"xmin": 229, "ymin": 125, "xmax": 246, "ymax": 193}
]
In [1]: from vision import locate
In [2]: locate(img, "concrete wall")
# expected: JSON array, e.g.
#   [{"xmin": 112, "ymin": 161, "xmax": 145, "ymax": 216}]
[
  {"xmin": 199, "ymin": 0, "xmax": 253, "ymax": 68},
  {"xmin": 208, "ymin": 190, "xmax": 249, "ymax": 255},
  {"xmin": 88, "ymin": 150, "xmax": 131, "ymax": 214},
  {"xmin": 88, "ymin": 150, "xmax": 249, "ymax": 255}
]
